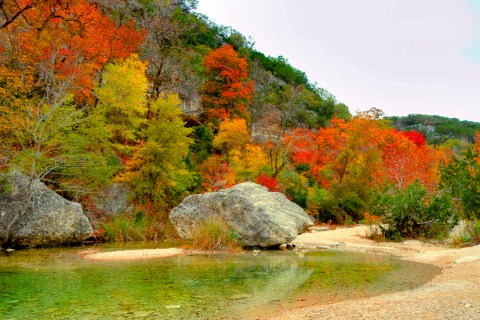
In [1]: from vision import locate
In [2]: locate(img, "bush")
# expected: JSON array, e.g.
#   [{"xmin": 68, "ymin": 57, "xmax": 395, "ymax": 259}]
[
  {"xmin": 309, "ymin": 184, "xmax": 367, "ymax": 224},
  {"xmin": 278, "ymin": 169, "xmax": 308, "ymax": 208},
  {"xmin": 372, "ymin": 181, "xmax": 459, "ymax": 241},
  {"xmin": 192, "ymin": 217, "xmax": 239, "ymax": 251},
  {"xmin": 453, "ymin": 220, "xmax": 480, "ymax": 247},
  {"xmin": 100, "ymin": 211, "xmax": 165, "ymax": 242}
]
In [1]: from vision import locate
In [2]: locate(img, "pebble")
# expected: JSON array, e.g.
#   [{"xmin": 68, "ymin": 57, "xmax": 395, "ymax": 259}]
[
  {"xmin": 165, "ymin": 305, "xmax": 181, "ymax": 309},
  {"xmin": 309, "ymin": 226, "xmax": 330, "ymax": 232},
  {"xmin": 132, "ymin": 310, "xmax": 153, "ymax": 318},
  {"xmin": 229, "ymin": 294, "xmax": 251, "ymax": 300}
]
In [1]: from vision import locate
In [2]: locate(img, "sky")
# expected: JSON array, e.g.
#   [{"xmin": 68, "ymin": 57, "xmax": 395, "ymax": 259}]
[{"xmin": 196, "ymin": 0, "xmax": 480, "ymax": 122}]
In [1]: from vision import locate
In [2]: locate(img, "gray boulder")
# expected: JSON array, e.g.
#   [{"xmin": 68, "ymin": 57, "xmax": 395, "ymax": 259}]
[
  {"xmin": 169, "ymin": 182, "xmax": 314, "ymax": 247},
  {"xmin": 0, "ymin": 171, "xmax": 93, "ymax": 246}
]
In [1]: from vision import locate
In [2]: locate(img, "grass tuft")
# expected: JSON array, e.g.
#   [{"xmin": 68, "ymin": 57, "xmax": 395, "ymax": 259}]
[{"xmin": 192, "ymin": 216, "xmax": 239, "ymax": 251}]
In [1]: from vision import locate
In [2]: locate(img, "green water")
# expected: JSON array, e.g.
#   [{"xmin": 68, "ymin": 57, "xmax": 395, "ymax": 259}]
[{"xmin": 0, "ymin": 243, "xmax": 439, "ymax": 320}]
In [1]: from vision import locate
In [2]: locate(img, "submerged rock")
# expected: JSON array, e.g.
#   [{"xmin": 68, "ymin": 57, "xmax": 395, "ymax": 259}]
[
  {"xmin": 169, "ymin": 182, "xmax": 314, "ymax": 247},
  {"xmin": 0, "ymin": 171, "xmax": 93, "ymax": 246}
]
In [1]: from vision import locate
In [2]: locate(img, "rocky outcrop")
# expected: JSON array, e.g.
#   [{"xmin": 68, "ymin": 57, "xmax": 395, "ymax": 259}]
[
  {"xmin": 0, "ymin": 171, "xmax": 93, "ymax": 246},
  {"xmin": 169, "ymin": 182, "xmax": 314, "ymax": 247}
]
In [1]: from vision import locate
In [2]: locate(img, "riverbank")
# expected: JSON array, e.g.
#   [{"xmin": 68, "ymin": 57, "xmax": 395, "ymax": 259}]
[{"xmin": 274, "ymin": 225, "xmax": 480, "ymax": 320}]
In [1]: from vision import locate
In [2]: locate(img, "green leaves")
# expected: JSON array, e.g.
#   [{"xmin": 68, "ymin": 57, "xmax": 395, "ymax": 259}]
[
  {"xmin": 440, "ymin": 148, "xmax": 480, "ymax": 220},
  {"xmin": 374, "ymin": 181, "xmax": 458, "ymax": 240}
]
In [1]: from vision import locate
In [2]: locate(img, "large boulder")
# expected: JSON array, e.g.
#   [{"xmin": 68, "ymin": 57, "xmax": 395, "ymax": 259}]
[
  {"xmin": 0, "ymin": 171, "xmax": 93, "ymax": 246},
  {"xmin": 169, "ymin": 182, "xmax": 314, "ymax": 247}
]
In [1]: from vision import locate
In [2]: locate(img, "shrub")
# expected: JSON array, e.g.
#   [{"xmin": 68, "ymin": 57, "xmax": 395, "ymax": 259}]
[
  {"xmin": 309, "ymin": 184, "xmax": 367, "ymax": 224},
  {"xmin": 192, "ymin": 217, "xmax": 239, "ymax": 251},
  {"xmin": 278, "ymin": 169, "xmax": 308, "ymax": 208},
  {"xmin": 372, "ymin": 181, "xmax": 459, "ymax": 241},
  {"xmin": 100, "ymin": 211, "xmax": 165, "ymax": 242},
  {"xmin": 453, "ymin": 220, "xmax": 480, "ymax": 247}
]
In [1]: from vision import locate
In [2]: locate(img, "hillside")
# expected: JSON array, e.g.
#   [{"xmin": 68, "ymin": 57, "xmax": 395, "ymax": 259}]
[
  {"xmin": 386, "ymin": 114, "xmax": 480, "ymax": 145},
  {"xmin": 2, "ymin": 0, "xmax": 480, "ymax": 246}
]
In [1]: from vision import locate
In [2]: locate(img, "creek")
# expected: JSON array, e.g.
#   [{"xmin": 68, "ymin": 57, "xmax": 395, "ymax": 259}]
[{"xmin": 0, "ymin": 242, "xmax": 439, "ymax": 319}]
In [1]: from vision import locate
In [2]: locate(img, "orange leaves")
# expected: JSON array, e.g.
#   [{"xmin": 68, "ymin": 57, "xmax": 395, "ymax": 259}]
[
  {"xmin": 1, "ymin": 0, "xmax": 145, "ymax": 102},
  {"xmin": 285, "ymin": 114, "xmax": 446, "ymax": 190},
  {"xmin": 196, "ymin": 155, "xmax": 236, "ymax": 192},
  {"xmin": 201, "ymin": 44, "xmax": 254, "ymax": 122}
]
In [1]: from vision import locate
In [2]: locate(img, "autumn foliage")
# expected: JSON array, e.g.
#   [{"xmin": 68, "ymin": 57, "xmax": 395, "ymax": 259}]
[
  {"xmin": 201, "ymin": 44, "xmax": 254, "ymax": 122},
  {"xmin": 0, "ymin": 0, "xmax": 472, "ymax": 243},
  {"xmin": 0, "ymin": 0, "xmax": 145, "ymax": 102}
]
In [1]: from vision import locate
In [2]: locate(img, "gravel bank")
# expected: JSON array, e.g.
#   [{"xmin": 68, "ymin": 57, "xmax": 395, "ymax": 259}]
[{"xmin": 273, "ymin": 226, "xmax": 480, "ymax": 320}]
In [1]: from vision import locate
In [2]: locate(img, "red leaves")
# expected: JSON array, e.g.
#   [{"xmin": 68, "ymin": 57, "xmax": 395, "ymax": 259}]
[
  {"xmin": 285, "ymin": 115, "xmax": 446, "ymax": 190},
  {"xmin": 201, "ymin": 45, "xmax": 254, "ymax": 122},
  {"xmin": 401, "ymin": 130, "xmax": 427, "ymax": 146},
  {"xmin": 255, "ymin": 174, "xmax": 280, "ymax": 192}
]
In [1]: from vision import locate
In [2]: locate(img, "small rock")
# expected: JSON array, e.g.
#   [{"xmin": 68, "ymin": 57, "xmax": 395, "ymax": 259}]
[
  {"xmin": 279, "ymin": 244, "xmax": 295, "ymax": 251},
  {"xmin": 464, "ymin": 303, "xmax": 472, "ymax": 308},
  {"xmin": 5, "ymin": 248, "xmax": 15, "ymax": 253},
  {"xmin": 132, "ymin": 310, "xmax": 153, "ymax": 318},
  {"xmin": 165, "ymin": 305, "xmax": 181, "ymax": 309},
  {"xmin": 309, "ymin": 226, "xmax": 330, "ymax": 232},
  {"xmin": 316, "ymin": 246, "xmax": 330, "ymax": 250},
  {"xmin": 229, "ymin": 294, "xmax": 251, "ymax": 300}
]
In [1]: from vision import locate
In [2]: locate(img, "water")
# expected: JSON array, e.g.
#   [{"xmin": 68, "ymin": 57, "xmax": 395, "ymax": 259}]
[{"xmin": 0, "ymin": 243, "xmax": 439, "ymax": 320}]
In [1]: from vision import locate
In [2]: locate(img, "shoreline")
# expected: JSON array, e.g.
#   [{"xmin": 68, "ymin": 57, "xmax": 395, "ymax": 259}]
[{"xmin": 273, "ymin": 225, "xmax": 480, "ymax": 320}]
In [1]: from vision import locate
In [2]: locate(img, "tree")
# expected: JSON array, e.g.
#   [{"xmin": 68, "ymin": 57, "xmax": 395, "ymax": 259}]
[
  {"xmin": 189, "ymin": 125, "xmax": 214, "ymax": 165},
  {"xmin": 213, "ymin": 118, "xmax": 250, "ymax": 155},
  {"xmin": 0, "ymin": 94, "xmax": 117, "ymax": 246},
  {"xmin": 212, "ymin": 118, "xmax": 268, "ymax": 181},
  {"xmin": 117, "ymin": 93, "xmax": 196, "ymax": 210},
  {"xmin": 440, "ymin": 147, "xmax": 480, "ymax": 220},
  {"xmin": 95, "ymin": 54, "xmax": 148, "ymax": 155},
  {"xmin": 201, "ymin": 44, "xmax": 254, "ymax": 123},
  {"xmin": 0, "ymin": 0, "xmax": 145, "ymax": 104},
  {"xmin": 196, "ymin": 155, "xmax": 235, "ymax": 192}
]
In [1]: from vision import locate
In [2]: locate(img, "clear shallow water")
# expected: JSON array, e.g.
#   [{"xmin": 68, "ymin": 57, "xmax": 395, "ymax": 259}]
[{"xmin": 0, "ymin": 243, "xmax": 439, "ymax": 320}]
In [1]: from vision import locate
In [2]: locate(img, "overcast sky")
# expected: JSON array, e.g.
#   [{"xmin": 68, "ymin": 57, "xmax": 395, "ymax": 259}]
[{"xmin": 196, "ymin": 0, "xmax": 480, "ymax": 122}]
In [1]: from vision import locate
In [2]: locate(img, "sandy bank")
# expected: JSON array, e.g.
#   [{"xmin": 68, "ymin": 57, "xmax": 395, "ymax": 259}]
[{"xmin": 82, "ymin": 248, "xmax": 185, "ymax": 260}]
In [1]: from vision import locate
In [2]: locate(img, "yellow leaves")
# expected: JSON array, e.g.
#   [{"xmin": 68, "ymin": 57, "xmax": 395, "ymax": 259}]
[
  {"xmin": 213, "ymin": 118, "xmax": 250, "ymax": 153},
  {"xmin": 98, "ymin": 54, "xmax": 148, "ymax": 116},
  {"xmin": 148, "ymin": 92, "xmax": 181, "ymax": 120},
  {"xmin": 229, "ymin": 144, "xmax": 269, "ymax": 180},
  {"xmin": 95, "ymin": 54, "xmax": 149, "ymax": 149}
]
